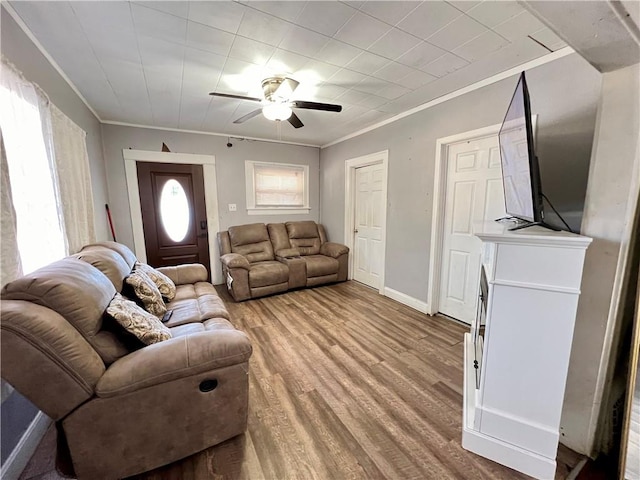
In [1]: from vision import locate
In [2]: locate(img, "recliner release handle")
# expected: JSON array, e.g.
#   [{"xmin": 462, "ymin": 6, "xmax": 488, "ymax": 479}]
[{"xmin": 199, "ymin": 379, "xmax": 218, "ymax": 392}]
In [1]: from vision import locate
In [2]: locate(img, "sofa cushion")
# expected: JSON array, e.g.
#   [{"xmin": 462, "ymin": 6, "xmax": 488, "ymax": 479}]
[
  {"xmin": 134, "ymin": 262, "xmax": 176, "ymax": 301},
  {"xmin": 73, "ymin": 247, "xmax": 131, "ymax": 292},
  {"xmin": 169, "ymin": 318, "xmax": 236, "ymax": 339},
  {"xmin": 83, "ymin": 241, "xmax": 137, "ymax": 269},
  {"xmin": 0, "ymin": 257, "xmax": 130, "ymax": 364},
  {"xmin": 107, "ymin": 293, "xmax": 171, "ymax": 345},
  {"xmin": 165, "ymin": 295, "xmax": 230, "ymax": 328},
  {"xmin": 303, "ymin": 255, "xmax": 339, "ymax": 278},
  {"xmin": 125, "ymin": 271, "xmax": 167, "ymax": 318},
  {"xmin": 228, "ymin": 223, "xmax": 274, "ymax": 263},
  {"xmin": 286, "ymin": 221, "xmax": 321, "ymax": 255},
  {"xmin": 249, "ymin": 261, "xmax": 289, "ymax": 288}
]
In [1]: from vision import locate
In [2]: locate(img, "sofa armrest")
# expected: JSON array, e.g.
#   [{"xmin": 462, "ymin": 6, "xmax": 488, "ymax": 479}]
[
  {"xmin": 156, "ymin": 264, "xmax": 207, "ymax": 285},
  {"xmin": 96, "ymin": 330, "xmax": 252, "ymax": 398},
  {"xmin": 220, "ymin": 253, "xmax": 251, "ymax": 270},
  {"xmin": 320, "ymin": 242, "xmax": 349, "ymax": 258},
  {"xmin": 275, "ymin": 248, "xmax": 300, "ymax": 259}
]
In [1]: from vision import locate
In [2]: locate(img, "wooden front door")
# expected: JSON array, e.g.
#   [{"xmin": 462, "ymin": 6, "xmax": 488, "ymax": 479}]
[{"xmin": 136, "ymin": 162, "xmax": 210, "ymax": 277}]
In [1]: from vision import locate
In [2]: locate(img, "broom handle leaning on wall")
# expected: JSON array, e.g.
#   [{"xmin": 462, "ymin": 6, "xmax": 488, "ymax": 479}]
[{"xmin": 105, "ymin": 204, "xmax": 116, "ymax": 242}]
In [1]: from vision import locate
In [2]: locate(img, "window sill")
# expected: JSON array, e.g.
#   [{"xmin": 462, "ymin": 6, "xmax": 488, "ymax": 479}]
[{"xmin": 247, "ymin": 208, "xmax": 311, "ymax": 216}]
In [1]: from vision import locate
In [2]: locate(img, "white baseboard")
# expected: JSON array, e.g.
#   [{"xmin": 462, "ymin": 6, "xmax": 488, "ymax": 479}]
[
  {"xmin": 383, "ymin": 287, "xmax": 431, "ymax": 314},
  {"xmin": 1, "ymin": 411, "xmax": 51, "ymax": 480}
]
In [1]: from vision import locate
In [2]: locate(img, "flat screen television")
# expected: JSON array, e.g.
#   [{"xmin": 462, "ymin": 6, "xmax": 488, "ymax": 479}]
[{"xmin": 498, "ymin": 72, "xmax": 557, "ymax": 231}]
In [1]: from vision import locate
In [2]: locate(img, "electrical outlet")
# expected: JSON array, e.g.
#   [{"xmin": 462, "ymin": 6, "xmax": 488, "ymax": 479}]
[{"xmin": 228, "ymin": 203, "xmax": 237, "ymax": 212}]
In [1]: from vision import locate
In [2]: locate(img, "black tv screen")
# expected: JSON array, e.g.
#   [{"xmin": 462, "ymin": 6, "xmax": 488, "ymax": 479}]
[{"xmin": 498, "ymin": 72, "xmax": 541, "ymax": 223}]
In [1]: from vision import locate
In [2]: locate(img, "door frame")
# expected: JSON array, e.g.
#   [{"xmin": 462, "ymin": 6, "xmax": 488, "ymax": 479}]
[
  {"xmin": 344, "ymin": 150, "xmax": 389, "ymax": 294},
  {"xmin": 427, "ymin": 118, "xmax": 536, "ymax": 315},
  {"xmin": 123, "ymin": 149, "xmax": 222, "ymax": 284}
]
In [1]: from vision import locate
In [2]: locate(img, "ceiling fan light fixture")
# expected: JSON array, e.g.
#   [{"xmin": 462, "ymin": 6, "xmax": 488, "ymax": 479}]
[{"xmin": 262, "ymin": 103, "xmax": 292, "ymax": 121}]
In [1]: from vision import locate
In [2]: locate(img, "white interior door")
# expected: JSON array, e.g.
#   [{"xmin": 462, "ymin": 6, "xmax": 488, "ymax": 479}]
[
  {"xmin": 438, "ymin": 136, "xmax": 505, "ymax": 323},
  {"xmin": 353, "ymin": 163, "xmax": 384, "ymax": 289}
]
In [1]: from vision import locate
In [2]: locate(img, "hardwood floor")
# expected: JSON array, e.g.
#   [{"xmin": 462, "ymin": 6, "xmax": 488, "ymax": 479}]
[{"xmin": 20, "ymin": 281, "xmax": 584, "ymax": 480}]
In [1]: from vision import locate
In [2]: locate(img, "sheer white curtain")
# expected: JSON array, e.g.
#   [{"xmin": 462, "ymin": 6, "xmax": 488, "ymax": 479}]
[
  {"xmin": 0, "ymin": 60, "xmax": 66, "ymax": 274},
  {"xmin": 51, "ymin": 103, "xmax": 96, "ymax": 253},
  {"xmin": 0, "ymin": 59, "xmax": 96, "ymax": 272}
]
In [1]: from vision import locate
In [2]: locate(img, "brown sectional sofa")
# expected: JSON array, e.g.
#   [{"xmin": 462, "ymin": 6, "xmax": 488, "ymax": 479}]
[
  {"xmin": 218, "ymin": 221, "xmax": 349, "ymax": 302},
  {"xmin": 0, "ymin": 241, "xmax": 252, "ymax": 480}
]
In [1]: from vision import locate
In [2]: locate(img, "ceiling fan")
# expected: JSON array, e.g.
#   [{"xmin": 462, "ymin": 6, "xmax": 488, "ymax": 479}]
[{"xmin": 209, "ymin": 77, "xmax": 342, "ymax": 129}]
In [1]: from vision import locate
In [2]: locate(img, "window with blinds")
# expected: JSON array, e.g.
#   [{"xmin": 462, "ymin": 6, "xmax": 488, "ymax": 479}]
[{"xmin": 245, "ymin": 161, "xmax": 309, "ymax": 215}]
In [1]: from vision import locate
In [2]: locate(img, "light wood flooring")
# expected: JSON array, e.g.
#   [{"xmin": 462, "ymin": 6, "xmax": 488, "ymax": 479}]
[{"xmin": 20, "ymin": 281, "xmax": 583, "ymax": 480}]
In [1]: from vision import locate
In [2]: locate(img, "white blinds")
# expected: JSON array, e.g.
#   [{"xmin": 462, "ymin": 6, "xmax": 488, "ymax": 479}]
[{"xmin": 254, "ymin": 163, "xmax": 305, "ymax": 207}]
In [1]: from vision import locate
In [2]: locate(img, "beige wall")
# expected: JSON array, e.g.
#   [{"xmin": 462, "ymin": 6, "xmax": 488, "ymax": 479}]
[
  {"xmin": 100, "ymin": 124, "xmax": 320, "ymax": 260},
  {"xmin": 561, "ymin": 62, "xmax": 640, "ymax": 455}
]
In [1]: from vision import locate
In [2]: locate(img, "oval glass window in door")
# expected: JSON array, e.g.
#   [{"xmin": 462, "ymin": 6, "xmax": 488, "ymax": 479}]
[{"xmin": 159, "ymin": 179, "xmax": 190, "ymax": 242}]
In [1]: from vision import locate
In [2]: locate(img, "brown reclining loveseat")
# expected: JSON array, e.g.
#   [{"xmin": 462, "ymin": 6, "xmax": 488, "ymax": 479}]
[
  {"xmin": 218, "ymin": 221, "xmax": 349, "ymax": 302},
  {"xmin": 0, "ymin": 241, "xmax": 252, "ymax": 479}
]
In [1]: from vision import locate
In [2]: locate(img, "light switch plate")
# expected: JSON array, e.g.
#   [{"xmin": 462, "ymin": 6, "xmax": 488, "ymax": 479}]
[{"xmin": 228, "ymin": 203, "xmax": 237, "ymax": 211}]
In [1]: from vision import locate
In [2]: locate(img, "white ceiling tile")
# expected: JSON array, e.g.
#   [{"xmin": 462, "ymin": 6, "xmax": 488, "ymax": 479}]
[
  {"xmin": 298, "ymin": 60, "xmax": 341, "ymax": 83},
  {"xmin": 178, "ymin": 94, "xmax": 212, "ymax": 129},
  {"xmin": 203, "ymin": 97, "xmax": 242, "ymax": 128},
  {"xmin": 368, "ymin": 28, "xmax": 422, "ymax": 60},
  {"xmin": 71, "ymin": 2, "xmax": 135, "ymax": 35},
  {"xmin": 219, "ymin": 57, "xmax": 268, "ymax": 96},
  {"xmin": 359, "ymin": 1, "xmax": 422, "ymax": 26},
  {"xmin": 182, "ymin": 47, "xmax": 226, "ymax": 96},
  {"xmin": 453, "ymin": 30, "xmax": 509, "ymax": 62},
  {"xmin": 316, "ymin": 82, "xmax": 349, "ymax": 100},
  {"xmin": 295, "ymin": 1, "xmax": 357, "ymax": 36},
  {"xmin": 465, "ymin": 0, "xmax": 525, "ymax": 28},
  {"xmin": 137, "ymin": 34, "xmax": 185, "ymax": 70},
  {"xmin": 421, "ymin": 52, "xmax": 469, "ymax": 77},
  {"xmin": 242, "ymin": 1, "xmax": 307, "ymax": 23},
  {"xmin": 375, "ymin": 82, "xmax": 410, "ymax": 100},
  {"xmin": 345, "ymin": 51, "xmax": 390, "ymax": 75},
  {"xmin": 353, "ymin": 77, "xmax": 391, "ymax": 95},
  {"xmin": 427, "ymin": 14, "xmax": 487, "ymax": 51},
  {"xmin": 334, "ymin": 11, "xmax": 392, "ymax": 49},
  {"xmin": 266, "ymin": 49, "xmax": 311, "ymax": 75},
  {"xmin": 328, "ymin": 68, "xmax": 369, "ymax": 87},
  {"xmin": 237, "ymin": 8, "xmax": 292, "ymax": 46},
  {"xmin": 373, "ymin": 62, "xmax": 415, "ymax": 83},
  {"xmin": 229, "ymin": 36, "xmax": 276, "ymax": 65},
  {"xmin": 341, "ymin": 1, "xmax": 366, "ymax": 10},
  {"xmin": 133, "ymin": 2, "xmax": 189, "ymax": 19},
  {"xmin": 279, "ymin": 25, "xmax": 330, "ymax": 58},
  {"xmin": 396, "ymin": 41, "xmax": 447, "ymax": 69},
  {"xmin": 130, "ymin": 3, "xmax": 188, "ymax": 45},
  {"xmin": 356, "ymin": 94, "xmax": 388, "ymax": 109},
  {"xmin": 315, "ymin": 39, "xmax": 363, "ymax": 67},
  {"xmin": 445, "ymin": 1, "xmax": 482, "ymax": 13},
  {"xmin": 395, "ymin": 69, "xmax": 437, "ymax": 89},
  {"xmin": 493, "ymin": 11, "xmax": 546, "ymax": 42},
  {"xmin": 337, "ymin": 88, "xmax": 371, "ymax": 106},
  {"xmin": 187, "ymin": 1, "xmax": 245, "ymax": 34},
  {"xmin": 186, "ymin": 21, "xmax": 235, "ymax": 56},
  {"xmin": 530, "ymin": 28, "xmax": 568, "ymax": 51},
  {"xmin": 396, "ymin": 2, "xmax": 461, "ymax": 40}
]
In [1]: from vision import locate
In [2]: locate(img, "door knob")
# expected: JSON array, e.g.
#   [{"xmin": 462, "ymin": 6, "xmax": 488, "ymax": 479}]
[
  {"xmin": 354, "ymin": 229, "xmax": 358, "ymax": 233},
  {"xmin": 200, "ymin": 220, "xmax": 207, "ymax": 230}
]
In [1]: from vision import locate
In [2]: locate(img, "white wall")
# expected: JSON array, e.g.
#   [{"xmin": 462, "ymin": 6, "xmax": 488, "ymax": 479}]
[
  {"xmin": 561, "ymin": 62, "xmax": 640, "ymax": 455},
  {"xmin": 320, "ymin": 53, "xmax": 601, "ymax": 304},
  {"xmin": 100, "ymin": 124, "xmax": 320, "ymax": 255}
]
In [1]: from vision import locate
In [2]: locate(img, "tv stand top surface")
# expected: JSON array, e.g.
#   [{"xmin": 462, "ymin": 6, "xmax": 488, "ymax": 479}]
[{"xmin": 473, "ymin": 221, "xmax": 592, "ymax": 248}]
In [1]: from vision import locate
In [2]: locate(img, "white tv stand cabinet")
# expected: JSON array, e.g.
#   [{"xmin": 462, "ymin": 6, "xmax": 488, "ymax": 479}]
[{"xmin": 462, "ymin": 222, "xmax": 591, "ymax": 479}]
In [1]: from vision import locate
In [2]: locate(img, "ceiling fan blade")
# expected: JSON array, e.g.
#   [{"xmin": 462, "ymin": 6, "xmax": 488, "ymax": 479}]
[
  {"xmin": 288, "ymin": 112, "xmax": 304, "ymax": 129},
  {"xmin": 274, "ymin": 77, "xmax": 300, "ymax": 99},
  {"xmin": 209, "ymin": 92, "xmax": 262, "ymax": 103},
  {"xmin": 291, "ymin": 100, "xmax": 342, "ymax": 112},
  {"xmin": 233, "ymin": 109, "xmax": 263, "ymax": 124}
]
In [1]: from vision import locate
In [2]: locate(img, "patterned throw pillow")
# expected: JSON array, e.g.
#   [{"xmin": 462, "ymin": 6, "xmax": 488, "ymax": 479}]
[
  {"xmin": 106, "ymin": 293, "xmax": 171, "ymax": 345},
  {"xmin": 134, "ymin": 262, "xmax": 176, "ymax": 301},
  {"xmin": 125, "ymin": 270, "xmax": 167, "ymax": 318}
]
